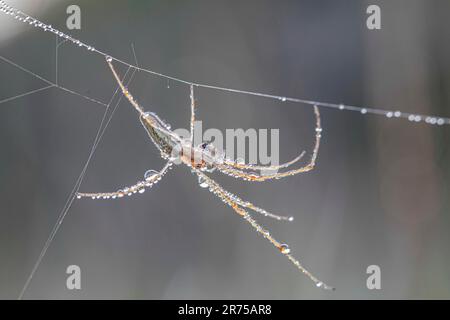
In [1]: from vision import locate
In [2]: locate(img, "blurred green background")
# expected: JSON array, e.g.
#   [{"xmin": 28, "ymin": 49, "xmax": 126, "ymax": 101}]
[{"xmin": 0, "ymin": 0, "xmax": 449, "ymax": 299}]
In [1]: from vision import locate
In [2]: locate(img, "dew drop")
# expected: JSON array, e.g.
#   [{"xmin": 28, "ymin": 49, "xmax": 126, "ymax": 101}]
[
  {"xmin": 198, "ymin": 176, "xmax": 209, "ymax": 188},
  {"xmin": 316, "ymin": 281, "xmax": 323, "ymax": 288},
  {"xmin": 361, "ymin": 108, "xmax": 367, "ymax": 114},
  {"xmin": 106, "ymin": 56, "xmax": 113, "ymax": 62},
  {"xmin": 207, "ymin": 162, "xmax": 218, "ymax": 173},
  {"xmin": 279, "ymin": 244, "xmax": 291, "ymax": 254},
  {"xmin": 144, "ymin": 169, "xmax": 159, "ymax": 181},
  {"xmin": 76, "ymin": 195, "xmax": 81, "ymax": 199}
]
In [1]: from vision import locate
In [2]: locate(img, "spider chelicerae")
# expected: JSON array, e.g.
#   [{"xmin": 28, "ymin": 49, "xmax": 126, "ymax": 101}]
[{"xmin": 76, "ymin": 57, "xmax": 334, "ymax": 291}]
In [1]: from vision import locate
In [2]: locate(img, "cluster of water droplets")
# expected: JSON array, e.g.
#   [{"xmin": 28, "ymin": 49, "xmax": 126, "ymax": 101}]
[
  {"xmin": 77, "ymin": 163, "xmax": 173, "ymax": 200},
  {"xmin": 0, "ymin": 2, "xmax": 97, "ymax": 53},
  {"xmin": 243, "ymin": 207, "xmax": 333, "ymax": 290},
  {"xmin": 2, "ymin": 0, "xmax": 449, "ymax": 127},
  {"xmin": 218, "ymin": 166, "xmax": 257, "ymax": 181},
  {"xmin": 190, "ymin": 169, "xmax": 334, "ymax": 290},
  {"xmin": 272, "ymin": 95, "xmax": 450, "ymax": 126},
  {"xmin": 335, "ymin": 103, "xmax": 449, "ymax": 125},
  {"xmin": 195, "ymin": 170, "xmax": 293, "ymax": 221}
]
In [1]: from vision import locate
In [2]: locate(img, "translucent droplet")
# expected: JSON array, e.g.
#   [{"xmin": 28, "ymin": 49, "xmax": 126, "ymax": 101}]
[
  {"xmin": 198, "ymin": 176, "xmax": 209, "ymax": 188},
  {"xmin": 316, "ymin": 281, "xmax": 323, "ymax": 288},
  {"xmin": 76, "ymin": 195, "xmax": 81, "ymax": 199},
  {"xmin": 279, "ymin": 244, "xmax": 291, "ymax": 254},
  {"xmin": 106, "ymin": 56, "xmax": 113, "ymax": 62},
  {"xmin": 205, "ymin": 166, "xmax": 216, "ymax": 173},
  {"xmin": 144, "ymin": 169, "xmax": 159, "ymax": 181},
  {"xmin": 288, "ymin": 216, "xmax": 294, "ymax": 222},
  {"xmin": 361, "ymin": 108, "xmax": 367, "ymax": 114}
]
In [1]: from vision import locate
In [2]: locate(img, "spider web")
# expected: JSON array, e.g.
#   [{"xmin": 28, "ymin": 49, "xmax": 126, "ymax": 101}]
[
  {"xmin": 1, "ymin": 1, "xmax": 449, "ymax": 126},
  {"xmin": 1, "ymin": 0, "xmax": 449, "ymax": 299},
  {"xmin": 1, "ymin": 48, "xmax": 139, "ymax": 299}
]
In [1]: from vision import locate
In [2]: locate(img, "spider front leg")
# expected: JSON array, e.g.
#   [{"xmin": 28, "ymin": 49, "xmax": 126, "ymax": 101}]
[
  {"xmin": 107, "ymin": 58, "xmax": 145, "ymax": 116},
  {"xmin": 77, "ymin": 161, "xmax": 173, "ymax": 200},
  {"xmin": 194, "ymin": 170, "xmax": 333, "ymax": 290}
]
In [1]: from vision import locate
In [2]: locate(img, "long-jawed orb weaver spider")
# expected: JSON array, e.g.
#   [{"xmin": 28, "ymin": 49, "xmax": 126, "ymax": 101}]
[{"xmin": 76, "ymin": 57, "xmax": 334, "ymax": 291}]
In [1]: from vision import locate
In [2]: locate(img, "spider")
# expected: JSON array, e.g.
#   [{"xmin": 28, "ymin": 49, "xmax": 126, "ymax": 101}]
[{"xmin": 76, "ymin": 57, "xmax": 334, "ymax": 291}]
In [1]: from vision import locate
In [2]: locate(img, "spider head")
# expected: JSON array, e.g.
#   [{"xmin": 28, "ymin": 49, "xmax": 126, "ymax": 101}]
[{"xmin": 198, "ymin": 142, "xmax": 217, "ymax": 158}]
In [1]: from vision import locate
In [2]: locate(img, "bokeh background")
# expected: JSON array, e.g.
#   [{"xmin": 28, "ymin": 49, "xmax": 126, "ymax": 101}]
[{"xmin": 0, "ymin": 0, "xmax": 449, "ymax": 299}]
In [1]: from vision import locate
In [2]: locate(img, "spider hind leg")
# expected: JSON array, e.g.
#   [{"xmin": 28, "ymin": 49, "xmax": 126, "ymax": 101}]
[{"xmin": 195, "ymin": 170, "xmax": 334, "ymax": 290}]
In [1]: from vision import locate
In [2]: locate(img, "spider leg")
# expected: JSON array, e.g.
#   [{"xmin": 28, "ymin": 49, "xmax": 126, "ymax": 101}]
[
  {"xmin": 77, "ymin": 161, "xmax": 173, "ymax": 200},
  {"xmin": 222, "ymin": 151, "xmax": 306, "ymax": 171},
  {"xmin": 106, "ymin": 58, "xmax": 145, "ymax": 116},
  {"xmin": 197, "ymin": 171, "xmax": 293, "ymax": 222},
  {"xmin": 217, "ymin": 105, "xmax": 321, "ymax": 182},
  {"xmin": 195, "ymin": 170, "xmax": 333, "ymax": 290}
]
